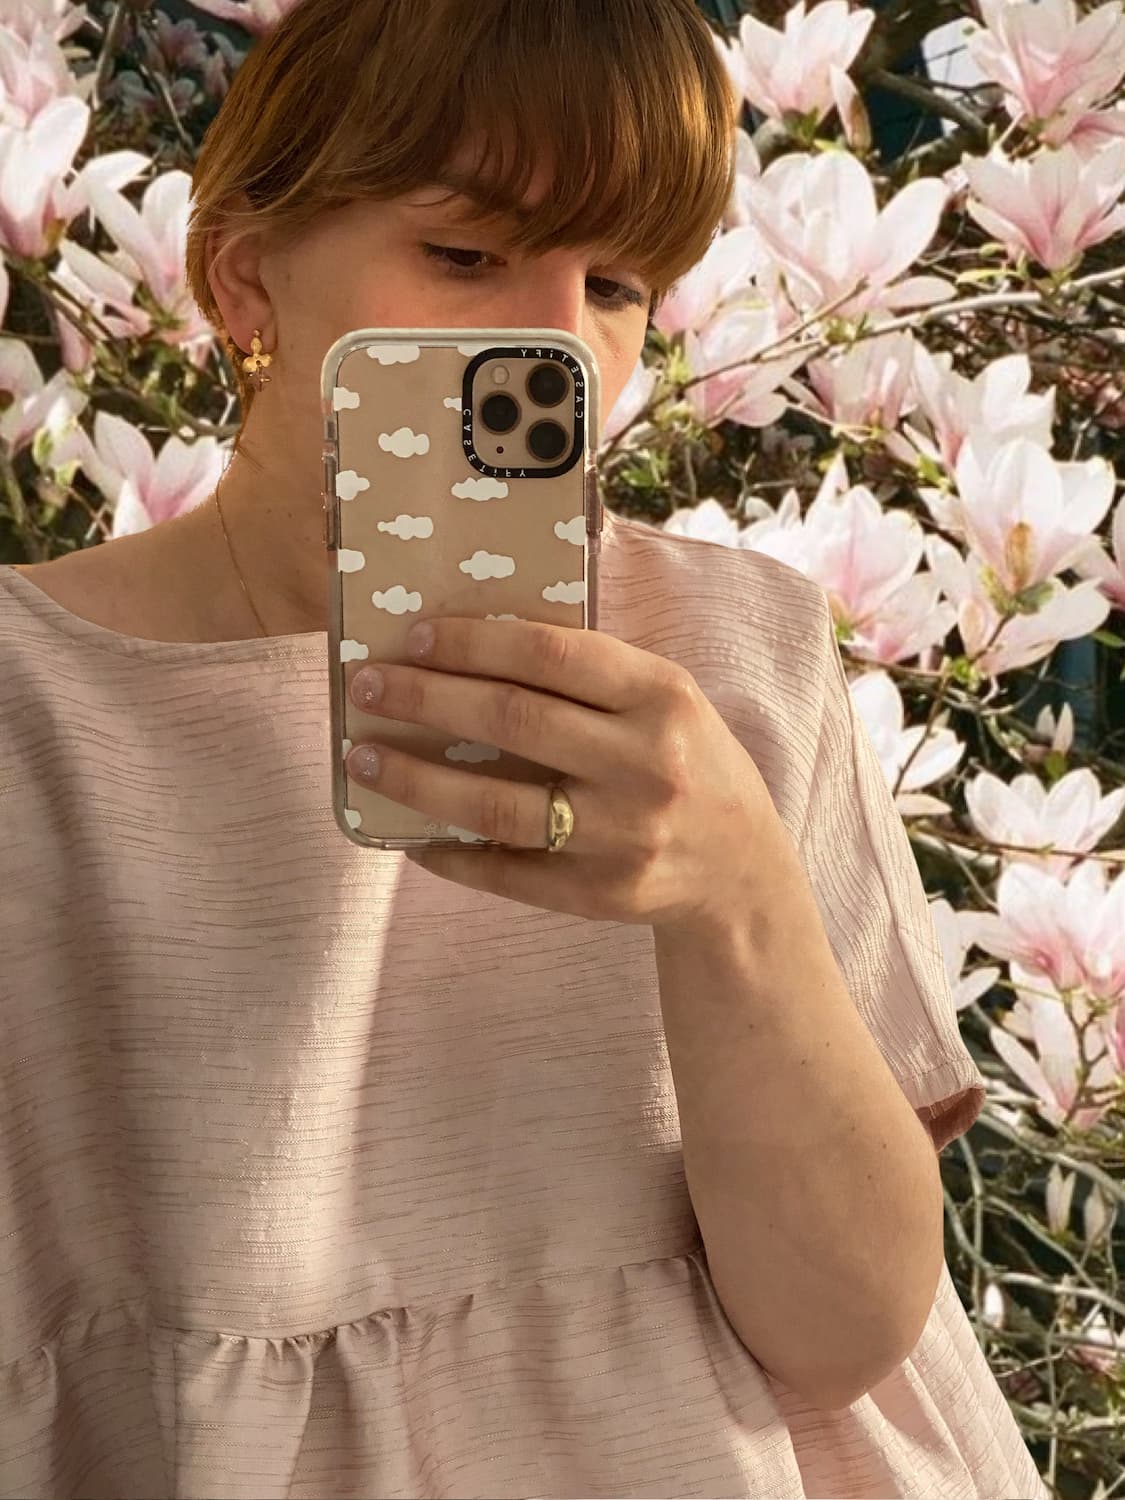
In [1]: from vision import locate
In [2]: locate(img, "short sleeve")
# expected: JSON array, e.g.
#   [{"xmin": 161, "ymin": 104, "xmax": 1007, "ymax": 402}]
[{"xmin": 796, "ymin": 599, "xmax": 986, "ymax": 1154}]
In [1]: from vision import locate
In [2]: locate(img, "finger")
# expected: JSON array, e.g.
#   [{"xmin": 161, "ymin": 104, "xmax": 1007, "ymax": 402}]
[
  {"xmin": 405, "ymin": 615, "xmax": 676, "ymax": 714},
  {"xmin": 349, "ymin": 661, "xmax": 622, "ymax": 781},
  {"xmin": 345, "ymin": 739, "xmax": 590, "ymax": 851}
]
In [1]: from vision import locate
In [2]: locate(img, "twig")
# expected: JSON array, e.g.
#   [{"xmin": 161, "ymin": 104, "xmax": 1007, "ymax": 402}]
[{"xmin": 866, "ymin": 64, "xmax": 990, "ymax": 141}]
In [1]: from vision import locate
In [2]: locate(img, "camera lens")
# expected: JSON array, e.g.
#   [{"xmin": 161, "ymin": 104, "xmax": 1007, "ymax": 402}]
[
  {"xmin": 480, "ymin": 392, "xmax": 520, "ymax": 433},
  {"xmin": 527, "ymin": 420, "xmax": 568, "ymax": 462},
  {"xmin": 527, "ymin": 362, "xmax": 569, "ymax": 407}
]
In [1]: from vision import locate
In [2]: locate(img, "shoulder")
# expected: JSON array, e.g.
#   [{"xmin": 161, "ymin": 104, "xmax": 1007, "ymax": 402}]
[
  {"xmin": 604, "ymin": 509, "xmax": 833, "ymax": 687},
  {"xmin": 603, "ymin": 512, "xmax": 835, "ymax": 826}
]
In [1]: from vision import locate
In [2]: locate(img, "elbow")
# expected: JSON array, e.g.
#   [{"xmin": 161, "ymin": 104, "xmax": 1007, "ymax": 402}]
[
  {"xmin": 757, "ymin": 1296, "xmax": 936, "ymax": 1413},
  {"xmin": 788, "ymin": 1347, "xmax": 907, "ymax": 1412},
  {"xmin": 778, "ymin": 1327, "xmax": 923, "ymax": 1411}
]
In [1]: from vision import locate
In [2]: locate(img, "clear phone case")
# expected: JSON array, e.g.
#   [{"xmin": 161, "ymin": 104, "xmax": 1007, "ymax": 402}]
[{"xmin": 320, "ymin": 327, "xmax": 602, "ymax": 851}]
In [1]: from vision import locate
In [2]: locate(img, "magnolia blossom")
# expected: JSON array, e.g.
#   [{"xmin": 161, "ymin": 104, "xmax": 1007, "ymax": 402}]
[
  {"xmin": 722, "ymin": 128, "xmax": 763, "ymax": 231},
  {"xmin": 1072, "ymin": 493, "xmax": 1125, "ymax": 609},
  {"xmin": 1067, "ymin": 99, "xmax": 1125, "ymax": 161},
  {"xmin": 886, "ymin": 349, "xmax": 1055, "ymax": 475},
  {"xmin": 739, "ymin": 463, "xmax": 955, "ymax": 664},
  {"xmin": 70, "ymin": 410, "xmax": 227, "ymax": 537},
  {"xmin": 988, "ymin": 972, "xmax": 1119, "ymax": 1131},
  {"xmin": 926, "ymin": 534, "xmax": 1110, "ymax": 677},
  {"xmin": 924, "ymin": 894, "xmax": 1002, "ymax": 1014},
  {"xmin": 0, "ymin": 14, "xmax": 90, "ymax": 127},
  {"xmin": 653, "ymin": 225, "xmax": 767, "ymax": 337},
  {"xmin": 962, "ymin": 141, "xmax": 1125, "ymax": 273},
  {"xmin": 82, "ymin": 168, "xmax": 215, "ymax": 360},
  {"xmin": 1034, "ymin": 702, "xmax": 1076, "ymax": 756},
  {"xmin": 187, "ymin": 0, "xmax": 300, "ymax": 35},
  {"xmin": 0, "ymin": 0, "xmax": 86, "ymax": 44},
  {"xmin": 142, "ymin": 13, "xmax": 212, "ymax": 72},
  {"xmin": 968, "ymin": 858, "xmax": 1125, "ymax": 1000},
  {"xmin": 662, "ymin": 495, "xmax": 747, "ymax": 547},
  {"xmin": 51, "ymin": 237, "xmax": 152, "ymax": 373},
  {"xmin": 0, "ymin": 95, "xmax": 148, "ymax": 259},
  {"xmin": 949, "ymin": 434, "xmax": 1115, "ymax": 598},
  {"xmin": 929, "ymin": 897, "xmax": 1002, "ymax": 1011},
  {"xmin": 746, "ymin": 150, "xmax": 950, "ymax": 320},
  {"xmin": 601, "ymin": 354, "xmax": 658, "ymax": 448},
  {"xmin": 0, "ymin": 336, "xmax": 86, "ymax": 458},
  {"xmin": 716, "ymin": 1, "xmax": 875, "ymax": 129},
  {"xmin": 682, "ymin": 305, "xmax": 807, "ymax": 429},
  {"xmin": 967, "ymin": 0, "xmax": 1125, "ymax": 147},
  {"xmin": 849, "ymin": 669, "xmax": 965, "ymax": 817},
  {"xmin": 965, "ymin": 768, "xmax": 1125, "ymax": 880},
  {"xmin": 802, "ymin": 329, "xmax": 916, "ymax": 435}
]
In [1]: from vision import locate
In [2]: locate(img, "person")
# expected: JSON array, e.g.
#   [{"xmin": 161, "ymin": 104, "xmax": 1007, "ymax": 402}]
[{"xmin": 0, "ymin": 1, "xmax": 1049, "ymax": 1496}]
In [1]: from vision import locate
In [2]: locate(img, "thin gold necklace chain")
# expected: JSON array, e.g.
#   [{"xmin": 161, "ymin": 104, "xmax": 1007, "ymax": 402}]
[{"xmin": 213, "ymin": 482, "xmax": 269, "ymax": 639}]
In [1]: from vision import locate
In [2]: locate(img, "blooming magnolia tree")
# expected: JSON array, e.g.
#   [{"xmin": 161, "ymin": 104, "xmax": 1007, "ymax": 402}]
[{"xmin": 0, "ymin": 0, "xmax": 1122, "ymax": 1489}]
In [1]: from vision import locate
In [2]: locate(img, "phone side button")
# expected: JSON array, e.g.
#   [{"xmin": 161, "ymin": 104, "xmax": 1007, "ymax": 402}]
[{"xmin": 323, "ymin": 500, "xmax": 334, "ymax": 549}]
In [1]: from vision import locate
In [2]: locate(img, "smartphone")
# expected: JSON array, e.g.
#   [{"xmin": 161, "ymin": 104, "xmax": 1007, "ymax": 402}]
[{"xmin": 319, "ymin": 327, "xmax": 603, "ymax": 852}]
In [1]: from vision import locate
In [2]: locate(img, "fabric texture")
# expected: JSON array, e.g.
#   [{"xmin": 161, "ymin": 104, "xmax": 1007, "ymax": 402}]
[{"xmin": 0, "ymin": 510, "xmax": 1048, "ymax": 1499}]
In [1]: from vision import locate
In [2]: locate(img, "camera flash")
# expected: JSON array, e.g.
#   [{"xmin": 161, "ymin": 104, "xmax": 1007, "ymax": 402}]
[{"xmin": 491, "ymin": 364, "xmax": 510, "ymax": 385}]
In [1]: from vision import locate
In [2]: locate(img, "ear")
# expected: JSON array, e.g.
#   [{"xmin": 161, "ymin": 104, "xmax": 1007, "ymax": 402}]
[{"xmin": 205, "ymin": 193, "xmax": 275, "ymax": 352}]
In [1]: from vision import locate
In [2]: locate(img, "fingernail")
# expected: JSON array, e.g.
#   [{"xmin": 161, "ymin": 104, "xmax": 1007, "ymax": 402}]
[
  {"xmin": 351, "ymin": 667, "xmax": 384, "ymax": 708},
  {"xmin": 348, "ymin": 745, "xmax": 381, "ymax": 782},
  {"xmin": 407, "ymin": 621, "xmax": 434, "ymax": 658}
]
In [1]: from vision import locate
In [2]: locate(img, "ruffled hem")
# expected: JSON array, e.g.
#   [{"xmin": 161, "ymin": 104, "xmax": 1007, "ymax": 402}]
[{"xmin": 1, "ymin": 1253, "xmax": 1047, "ymax": 1500}]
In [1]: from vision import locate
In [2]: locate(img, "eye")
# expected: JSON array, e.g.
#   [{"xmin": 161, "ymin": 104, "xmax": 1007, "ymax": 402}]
[
  {"xmin": 420, "ymin": 243, "xmax": 647, "ymax": 311},
  {"xmin": 421, "ymin": 243, "xmax": 498, "ymax": 275}
]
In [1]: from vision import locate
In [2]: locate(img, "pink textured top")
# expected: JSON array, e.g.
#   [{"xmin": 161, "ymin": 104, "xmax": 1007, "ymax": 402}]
[{"xmin": 0, "ymin": 512, "xmax": 1048, "ymax": 1499}]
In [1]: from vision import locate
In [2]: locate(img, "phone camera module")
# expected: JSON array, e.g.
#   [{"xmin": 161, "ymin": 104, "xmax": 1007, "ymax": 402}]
[
  {"xmin": 480, "ymin": 392, "xmax": 520, "ymax": 433},
  {"xmin": 527, "ymin": 420, "xmax": 568, "ymax": 462},
  {"xmin": 526, "ymin": 361, "xmax": 569, "ymax": 408}
]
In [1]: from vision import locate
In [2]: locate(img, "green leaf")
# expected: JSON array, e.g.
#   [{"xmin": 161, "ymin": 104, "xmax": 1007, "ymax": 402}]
[
  {"xmin": 1092, "ymin": 629, "xmax": 1125, "ymax": 650},
  {"xmin": 916, "ymin": 453, "xmax": 946, "ymax": 487},
  {"xmin": 955, "ymin": 266, "xmax": 1006, "ymax": 285},
  {"xmin": 1043, "ymin": 750, "xmax": 1069, "ymax": 783}
]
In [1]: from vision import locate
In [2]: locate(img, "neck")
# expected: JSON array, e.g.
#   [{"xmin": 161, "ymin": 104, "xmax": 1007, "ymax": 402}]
[{"xmin": 209, "ymin": 401, "xmax": 329, "ymax": 638}]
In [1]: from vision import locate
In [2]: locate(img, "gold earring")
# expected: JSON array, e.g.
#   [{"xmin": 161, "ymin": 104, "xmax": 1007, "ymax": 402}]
[{"xmin": 242, "ymin": 329, "xmax": 273, "ymax": 391}]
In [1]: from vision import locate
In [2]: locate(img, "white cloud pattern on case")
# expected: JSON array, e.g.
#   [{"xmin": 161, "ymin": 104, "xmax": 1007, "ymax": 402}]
[
  {"xmin": 365, "ymin": 343, "xmax": 421, "ymax": 364},
  {"xmin": 340, "ymin": 640, "xmax": 370, "ymax": 662},
  {"xmin": 371, "ymin": 585, "xmax": 423, "ymax": 614},
  {"xmin": 461, "ymin": 550, "xmax": 515, "ymax": 581},
  {"xmin": 452, "ymin": 476, "xmax": 509, "ymax": 500},
  {"xmin": 379, "ymin": 427, "xmax": 430, "ymax": 458},
  {"xmin": 336, "ymin": 470, "xmax": 369, "ymax": 501},
  {"xmin": 378, "ymin": 514, "xmax": 434, "ymax": 539},
  {"xmin": 337, "ymin": 549, "xmax": 365, "ymax": 573},
  {"xmin": 554, "ymin": 515, "xmax": 586, "ymax": 545},
  {"xmin": 543, "ymin": 579, "xmax": 586, "ymax": 603},
  {"xmin": 333, "ymin": 386, "xmax": 359, "ymax": 410},
  {"xmin": 445, "ymin": 742, "xmax": 502, "ymax": 763}
]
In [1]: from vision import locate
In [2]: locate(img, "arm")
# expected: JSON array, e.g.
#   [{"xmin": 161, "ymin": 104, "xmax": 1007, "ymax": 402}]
[
  {"xmin": 653, "ymin": 813, "xmax": 946, "ymax": 1412},
  {"xmin": 651, "ymin": 582, "xmax": 984, "ymax": 1411}
]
